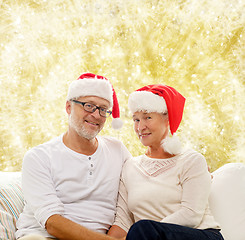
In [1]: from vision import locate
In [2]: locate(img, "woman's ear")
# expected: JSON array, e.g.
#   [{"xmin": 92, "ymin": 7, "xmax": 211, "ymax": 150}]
[{"xmin": 164, "ymin": 115, "xmax": 170, "ymax": 128}]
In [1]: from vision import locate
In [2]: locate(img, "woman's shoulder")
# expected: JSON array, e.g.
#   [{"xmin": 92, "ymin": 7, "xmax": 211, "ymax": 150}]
[
  {"xmin": 179, "ymin": 148, "xmax": 207, "ymax": 168},
  {"xmin": 181, "ymin": 148, "xmax": 205, "ymax": 160},
  {"xmin": 178, "ymin": 149, "xmax": 210, "ymax": 182}
]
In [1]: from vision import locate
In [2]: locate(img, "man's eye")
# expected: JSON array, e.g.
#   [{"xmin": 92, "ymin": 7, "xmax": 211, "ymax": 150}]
[
  {"xmin": 85, "ymin": 104, "xmax": 93, "ymax": 109},
  {"xmin": 100, "ymin": 108, "xmax": 107, "ymax": 113}
]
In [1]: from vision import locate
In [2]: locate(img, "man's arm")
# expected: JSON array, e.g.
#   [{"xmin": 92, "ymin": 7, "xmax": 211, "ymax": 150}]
[{"xmin": 46, "ymin": 214, "xmax": 125, "ymax": 240}]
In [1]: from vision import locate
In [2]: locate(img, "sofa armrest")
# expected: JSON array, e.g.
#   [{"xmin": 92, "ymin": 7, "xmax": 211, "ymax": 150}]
[
  {"xmin": 209, "ymin": 163, "xmax": 245, "ymax": 240},
  {"xmin": 0, "ymin": 172, "xmax": 24, "ymax": 240}
]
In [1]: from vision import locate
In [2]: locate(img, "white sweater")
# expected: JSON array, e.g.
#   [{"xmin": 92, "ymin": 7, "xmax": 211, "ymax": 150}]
[
  {"xmin": 16, "ymin": 134, "xmax": 131, "ymax": 238},
  {"xmin": 113, "ymin": 149, "xmax": 220, "ymax": 232}
]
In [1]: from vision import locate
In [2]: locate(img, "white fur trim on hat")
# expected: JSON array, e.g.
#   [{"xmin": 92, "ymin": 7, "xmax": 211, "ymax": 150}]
[
  {"xmin": 67, "ymin": 78, "xmax": 113, "ymax": 108},
  {"xmin": 128, "ymin": 91, "xmax": 167, "ymax": 113}
]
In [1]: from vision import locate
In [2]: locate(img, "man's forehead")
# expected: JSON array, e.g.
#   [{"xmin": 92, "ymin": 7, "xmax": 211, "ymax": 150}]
[{"xmin": 78, "ymin": 96, "xmax": 110, "ymax": 106}]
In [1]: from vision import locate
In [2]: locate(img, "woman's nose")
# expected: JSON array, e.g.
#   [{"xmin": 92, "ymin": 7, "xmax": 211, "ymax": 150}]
[{"xmin": 137, "ymin": 121, "xmax": 146, "ymax": 131}]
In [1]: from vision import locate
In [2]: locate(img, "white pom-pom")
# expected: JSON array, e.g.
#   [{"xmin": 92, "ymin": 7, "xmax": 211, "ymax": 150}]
[
  {"xmin": 161, "ymin": 134, "xmax": 182, "ymax": 155},
  {"xmin": 111, "ymin": 118, "xmax": 123, "ymax": 129}
]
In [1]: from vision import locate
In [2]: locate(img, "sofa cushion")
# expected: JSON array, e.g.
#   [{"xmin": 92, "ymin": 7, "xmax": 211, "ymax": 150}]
[
  {"xmin": 0, "ymin": 172, "xmax": 23, "ymax": 240},
  {"xmin": 209, "ymin": 163, "xmax": 245, "ymax": 240}
]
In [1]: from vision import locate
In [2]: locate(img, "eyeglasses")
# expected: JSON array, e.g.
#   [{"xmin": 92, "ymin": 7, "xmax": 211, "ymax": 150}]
[{"xmin": 71, "ymin": 100, "xmax": 112, "ymax": 118}]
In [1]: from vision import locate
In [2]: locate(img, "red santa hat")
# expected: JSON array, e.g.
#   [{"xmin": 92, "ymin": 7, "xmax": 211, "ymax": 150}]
[
  {"xmin": 67, "ymin": 73, "xmax": 123, "ymax": 129},
  {"xmin": 128, "ymin": 84, "xmax": 186, "ymax": 154}
]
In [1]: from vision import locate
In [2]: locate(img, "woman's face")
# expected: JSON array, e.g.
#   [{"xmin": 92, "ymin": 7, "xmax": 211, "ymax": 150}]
[{"xmin": 132, "ymin": 111, "xmax": 169, "ymax": 148}]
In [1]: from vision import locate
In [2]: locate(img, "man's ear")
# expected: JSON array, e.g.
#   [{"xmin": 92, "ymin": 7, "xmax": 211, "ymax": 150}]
[{"xmin": 66, "ymin": 100, "xmax": 72, "ymax": 115}]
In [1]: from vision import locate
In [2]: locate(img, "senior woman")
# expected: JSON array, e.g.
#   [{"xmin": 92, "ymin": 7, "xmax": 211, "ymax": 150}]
[{"xmin": 108, "ymin": 84, "xmax": 224, "ymax": 240}]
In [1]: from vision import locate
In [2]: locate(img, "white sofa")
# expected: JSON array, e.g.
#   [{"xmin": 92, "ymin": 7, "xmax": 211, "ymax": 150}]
[
  {"xmin": 0, "ymin": 163, "xmax": 245, "ymax": 240},
  {"xmin": 209, "ymin": 163, "xmax": 245, "ymax": 240}
]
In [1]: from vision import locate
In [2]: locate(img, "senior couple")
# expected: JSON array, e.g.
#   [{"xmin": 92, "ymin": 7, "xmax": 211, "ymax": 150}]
[{"xmin": 16, "ymin": 73, "xmax": 224, "ymax": 240}]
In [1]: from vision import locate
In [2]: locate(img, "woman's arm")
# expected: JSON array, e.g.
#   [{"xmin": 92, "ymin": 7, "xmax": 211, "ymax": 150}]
[
  {"xmin": 111, "ymin": 168, "xmax": 135, "ymax": 234},
  {"xmin": 161, "ymin": 152, "xmax": 211, "ymax": 227}
]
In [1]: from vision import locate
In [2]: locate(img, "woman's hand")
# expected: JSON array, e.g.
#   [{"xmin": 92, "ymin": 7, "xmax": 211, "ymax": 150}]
[
  {"xmin": 118, "ymin": 237, "xmax": 126, "ymax": 240},
  {"xmin": 107, "ymin": 225, "xmax": 127, "ymax": 239}
]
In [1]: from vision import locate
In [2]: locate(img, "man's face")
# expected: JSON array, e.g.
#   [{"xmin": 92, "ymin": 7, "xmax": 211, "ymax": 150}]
[{"xmin": 67, "ymin": 96, "xmax": 110, "ymax": 140}]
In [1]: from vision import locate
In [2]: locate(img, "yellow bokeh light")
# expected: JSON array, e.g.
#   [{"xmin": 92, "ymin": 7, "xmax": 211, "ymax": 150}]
[{"xmin": 0, "ymin": 0, "xmax": 245, "ymax": 171}]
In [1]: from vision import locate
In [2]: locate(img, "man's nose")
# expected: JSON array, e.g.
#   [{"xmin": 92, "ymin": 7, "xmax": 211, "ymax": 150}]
[{"xmin": 91, "ymin": 107, "xmax": 101, "ymax": 118}]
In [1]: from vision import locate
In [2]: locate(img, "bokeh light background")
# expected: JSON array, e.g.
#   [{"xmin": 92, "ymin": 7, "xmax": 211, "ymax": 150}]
[{"xmin": 1, "ymin": 0, "xmax": 245, "ymax": 171}]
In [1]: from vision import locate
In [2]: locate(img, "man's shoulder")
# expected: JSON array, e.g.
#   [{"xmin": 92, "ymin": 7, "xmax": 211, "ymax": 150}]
[
  {"xmin": 25, "ymin": 135, "xmax": 62, "ymax": 157},
  {"xmin": 98, "ymin": 136, "xmax": 131, "ymax": 157},
  {"xmin": 98, "ymin": 135, "xmax": 124, "ymax": 146}
]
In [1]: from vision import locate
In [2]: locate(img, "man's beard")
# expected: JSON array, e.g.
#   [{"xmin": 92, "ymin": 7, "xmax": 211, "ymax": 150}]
[{"xmin": 69, "ymin": 110, "xmax": 103, "ymax": 140}]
